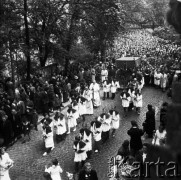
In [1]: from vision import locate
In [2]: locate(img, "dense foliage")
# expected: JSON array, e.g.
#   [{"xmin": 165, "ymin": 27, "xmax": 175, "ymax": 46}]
[{"xmin": 0, "ymin": 0, "xmax": 173, "ymax": 80}]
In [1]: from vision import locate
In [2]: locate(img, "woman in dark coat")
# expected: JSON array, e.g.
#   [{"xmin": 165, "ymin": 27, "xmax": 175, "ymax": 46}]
[
  {"xmin": 143, "ymin": 104, "xmax": 155, "ymax": 138},
  {"xmin": 160, "ymin": 102, "xmax": 168, "ymax": 129}
]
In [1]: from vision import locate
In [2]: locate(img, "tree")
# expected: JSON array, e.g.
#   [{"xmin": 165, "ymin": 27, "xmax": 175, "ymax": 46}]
[
  {"xmin": 119, "ymin": 0, "xmax": 169, "ymax": 30},
  {"xmin": 23, "ymin": 0, "xmax": 31, "ymax": 80},
  {"xmin": 80, "ymin": 0, "xmax": 122, "ymax": 61},
  {"xmin": 0, "ymin": 0, "xmax": 22, "ymax": 85}
]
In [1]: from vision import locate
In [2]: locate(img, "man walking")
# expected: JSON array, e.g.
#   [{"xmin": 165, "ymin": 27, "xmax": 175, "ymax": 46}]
[
  {"xmin": 78, "ymin": 162, "xmax": 98, "ymax": 180},
  {"xmin": 127, "ymin": 120, "xmax": 144, "ymax": 157}
]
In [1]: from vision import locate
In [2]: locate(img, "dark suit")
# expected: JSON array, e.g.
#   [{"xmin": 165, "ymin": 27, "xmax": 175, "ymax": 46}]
[
  {"xmin": 78, "ymin": 169, "xmax": 98, "ymax": 180},
  {"xmin": 127, "ymin": 127, "xmax": 144, "ymax": 156},
  {"xmin": 143, "ymin": 110, "xmax": 155, "ymax": 138}
]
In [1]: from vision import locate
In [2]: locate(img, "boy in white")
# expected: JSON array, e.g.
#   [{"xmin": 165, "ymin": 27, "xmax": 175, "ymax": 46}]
[
  {"xmin": 102, "ymin": 80, "xmax": 111, "ymax": 100},
  {"xmin": 134, "ymin": 90, "xmax": 143, "ymax": 115},
  {"xmin": 110, "ymin": 79, "xmax": 120, "ymax": 99},
  {"xmin": 101, "ymin": 66, "xmax": 108, "ymax": 82},
  {"xmin": 98, "ymin": 112, "xmax": 111, "ymax": 143},
  {"xmin": 91, "ymin": 120, "xmax": 102, "ymax": 153},
  {"xmin": 67, "ymin": 106, "xmax": 77, "ymax": 134},
  {"xmin": 54, "ymin": 112, "xmax": 67, "ymax": 142},
  {"xmin": 109, "ymin": 108, "xmax": 120, "ymax": 137}
]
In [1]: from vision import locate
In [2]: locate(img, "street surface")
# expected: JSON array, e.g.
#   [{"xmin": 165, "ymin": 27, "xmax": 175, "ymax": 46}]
[{"xmin": 7, "ymin": 87, "xmax": 171, "ymax": 180}]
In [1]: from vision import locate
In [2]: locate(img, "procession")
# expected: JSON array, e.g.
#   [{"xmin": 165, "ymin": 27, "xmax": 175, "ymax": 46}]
[{"xmin": 0, "ymin": 0, "xmax": 181, "ymax": 180}]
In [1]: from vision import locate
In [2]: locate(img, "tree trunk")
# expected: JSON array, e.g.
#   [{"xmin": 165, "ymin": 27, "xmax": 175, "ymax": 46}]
[
  {"xmin": 9, "ymin": 40, "xmax": 15, "ymax": 96},
  {"xmin": 63, "ymin": 15, "xmax": 75, "ymax": 76},
  {"xmin": 23, "ymin": 0, "xmax": 31, "ymax": 80},
  {"xmin": 39, "ymin": 43, "xmax": 49, "ymax": 67}
]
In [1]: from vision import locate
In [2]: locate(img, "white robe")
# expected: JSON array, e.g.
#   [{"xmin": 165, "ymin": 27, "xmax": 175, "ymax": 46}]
[
  {"xmin": 54, "ymin": 118, "xmax": 66, "ymax": 135},
  {"xmin": 101, "ymin": 69, "xmax": 108, "ymax": 82},
  {"xmin": 0, "ymin": 153, "xmax": 13, "ymax": 180},
  {"xmin": 120, "ymin": 93, "xmax": 130, "ymax": 108},
  {"xmin": 82, "ymin": 131, "xmax": 92, "ymax": 151},
  {"xmin": 110, "ymin": 112, "xmax": 120, "ymax": 129},
  {"xmin": 89, "ymin": 83, "xmax": 101, "ymax": 107},
  {"xmin": 74, "ymin": 142, "xmax": 87, "ymax": 162},
  {"xmin": 72, "ymin": 104, "xmax": 80, "ymax": 119},
  {"xmin": 45, "ymin": 165, "xmax": 63, "ymax": 180},
  {"xmin": 110, "ymin": 81, "xmax": 118, "ymax": 93},
  {"xmin": 83, "ymin": 90, "xmax": 93, "ymax": 115},
  {"xmin": 98, "ymin": 116, "xmax": 111, "ymax": 132},
  {"xmin": 91, "ymin": 123, "xmax": 102, "ymax": 141},
  {"xmin": 44, "ymin": 132, "xmax": 54, "ymax": 148},
  {"xmin": 67, "ymin": 111, "xmax": 77, "ymax": 128},
  {"xmin": 160, "ymin": 74, "xmax": 167, "ymax": 88},
  {"xmin": 134, "ymin": 94, "xmax": 143, "ymax": 107},
  {"xmin": 152, "ymin": 130, "xmax": 166, "ymax": 146},
  {"xmin": 103, "ymin": 81, "xmax": 111, "ymax": 93},
  {"xmin": 78, "ymin": 100, "xmax": 87, "ymax": 116}
]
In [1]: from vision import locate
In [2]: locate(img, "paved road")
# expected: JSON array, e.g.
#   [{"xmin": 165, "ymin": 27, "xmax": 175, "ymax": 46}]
[{"xmin": 7, "ymin": 87, "xmax": 171, "ymax": 180}]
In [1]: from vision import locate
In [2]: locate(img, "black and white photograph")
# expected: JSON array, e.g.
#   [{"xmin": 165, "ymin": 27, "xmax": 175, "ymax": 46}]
[{"xmin": 0, "ymin": 0, "xmax": 181, "ymax": 179}]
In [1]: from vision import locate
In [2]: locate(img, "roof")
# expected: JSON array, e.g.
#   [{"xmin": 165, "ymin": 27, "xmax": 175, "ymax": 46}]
[{"xmin": 116, "ymin": 57, "xmax": 140, "ymax": 61}]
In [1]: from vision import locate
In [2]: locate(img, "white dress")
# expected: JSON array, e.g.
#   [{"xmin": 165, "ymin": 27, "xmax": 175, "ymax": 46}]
[
  {"xmin": 110, "ymin": 81, "xmax": 117, "ymax": 93},
  {"xmin": 98, "ymin": 115, "xmax": 111, "ymax": 132},
  {"xmin": 110, "ymin": 112, "xmax": 120, "ymax": 129},
  {"xmin": 72, "ymin": 104, "xmax": 80, "ymax": 119},
  {"xmin": 54, "ymin": 118, "xmax": 67, "ymax": 135},
  {"xmin": 67, "ymin": 110, "xmax": 77, "ymax": 128},
  {"xmin": 45, "ymin": 165, "xmax": 63, "ymax": 180},
  {"xmin": 101, "ymin": 69, "xmax": 108, "ymax": 82},
  {"xmin": 153, "ymin": 130, "xmax": 167, "ymax": 146},
  {"xmin": 103, "ymin": 81, "xmax": 111, "ymax": 93},
  {"xmin": 91, "ymin": 123, "xmax": 102, "ymax": 142},
  {"xmin": 83, "ymin": 90, "xmax": 93, "ymax": 115},
  {"xmin": 160, "ymin": 74, "xmax": 167, "ymax": 88},
  {"xmin": 44, "ymin": 132, "xmax": 54, "ymax": 148},
  {"xmin": 0, "ymin": 153, "xmax": 13, "ymax": 180},
  {"xmin": 89, "ymin": 83, "xmax": 101, "ymax": 107},
  {"xmin": 82, "ymin": 131, "xmax": 92, "ymax": 151},
  {"xmin": 78, "ymin": 99, "xmax": 87, "ymax": 116},
  {"xmin": 134, "ymin": 94, "xmax": 143, "ymax": 108},
  {"xmin": 120, "ymin": 93, "xmax": 130, "ymax": 108},
  {"xmin": 74, "ymin": 142, "xmax": 87, "ymax": 162}
]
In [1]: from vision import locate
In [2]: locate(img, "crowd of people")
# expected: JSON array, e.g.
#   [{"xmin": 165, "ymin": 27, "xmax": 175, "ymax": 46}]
[{"xmin": 0, "ymin": 29, "xmax": 180, "ymax": 180}]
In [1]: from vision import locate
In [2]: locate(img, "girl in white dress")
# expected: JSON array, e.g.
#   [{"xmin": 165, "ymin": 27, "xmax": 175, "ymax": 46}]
[
  {"xmin": 152, "ymin": 125, "xmax": 166, "ymax": 146},
  {"xmin": 83, "ymin": 85, "xmax": 93, "ymax": 115},
  {"xmin": 45, "ymin": 159, "xmax": 63, "ymax": 180},
  {"xmin": 0, "ymin": 148, "xmax": 14, "ymax": 180}
]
